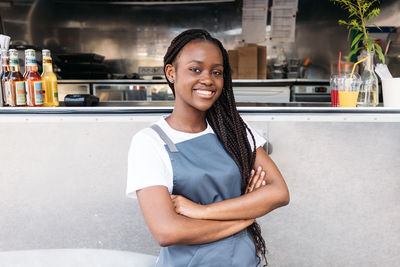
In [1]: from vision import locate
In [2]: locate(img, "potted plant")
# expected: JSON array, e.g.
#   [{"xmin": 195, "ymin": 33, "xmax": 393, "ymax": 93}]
[{"xmin": 331, "ymin": 0, "xmax": 384, "ymax": 106}]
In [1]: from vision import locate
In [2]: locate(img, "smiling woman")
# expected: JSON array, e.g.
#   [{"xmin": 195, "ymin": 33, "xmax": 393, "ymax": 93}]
[
  {"xmin": 164, "ymin": 40, "xmax": 224, "ymax": 127},
  {"xmin": 126, "ymin": 29, "xmax": 289, "ymax": 267}
]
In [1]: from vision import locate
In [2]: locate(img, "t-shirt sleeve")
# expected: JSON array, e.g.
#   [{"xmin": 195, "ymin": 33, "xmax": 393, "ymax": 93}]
[
  {"xmin": 126, "ymin": 131, "xmax": 169, "ymax": 199},
  {"xmin": 245, "ymin": 121, "xmax": 267, "ymax": 151}
]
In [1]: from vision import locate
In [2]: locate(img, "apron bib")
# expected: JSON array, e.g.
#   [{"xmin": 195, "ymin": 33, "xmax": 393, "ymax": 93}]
[{"xmin": 151, "ymin": 124, "xmax": 259, "ymax": 267}]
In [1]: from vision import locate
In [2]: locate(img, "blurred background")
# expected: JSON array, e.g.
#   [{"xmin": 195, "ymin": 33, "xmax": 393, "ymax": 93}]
[{"xmin": 0, "ymin": 0, "xmax": 399, "ymax": 80}]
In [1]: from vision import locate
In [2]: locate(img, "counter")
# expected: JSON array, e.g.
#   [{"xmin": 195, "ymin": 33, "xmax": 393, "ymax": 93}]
[
  {"xmin": 1, "ymin": 106, "xmax": 399, "ymax": 266},
  {"xmin": 1, "ymin": 105, "xmax": 400, "ymax": 122},
  {"xmin": 56, "ymin": 79, "xmax": 331, "ymax": 103},
  {"xmin": 57, "ymin": 78, "xmax": 330, "ymax": 85}
]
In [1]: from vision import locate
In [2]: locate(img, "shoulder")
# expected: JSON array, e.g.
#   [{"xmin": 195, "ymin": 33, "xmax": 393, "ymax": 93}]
[
  {"xmin": 130, "ymin": 127, "xmax": 161, "ymax": 146},
  {"xmin": 127, "ymin": 119, "xmax": 173, "ymax": 198},
  {"xmin": 129, "ymin": 119, "xmax": 166, "ymax": 151},
  {"xmin": 128, "ymin": 121, "xmax": 169, "ymax": 168}
]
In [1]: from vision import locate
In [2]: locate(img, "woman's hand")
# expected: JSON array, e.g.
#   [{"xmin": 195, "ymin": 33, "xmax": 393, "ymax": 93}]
[
  {"xmin": 245, "ymin": 166, "xmax": 266, "ymax": 194},
  {"xmin": 171, "ymin": 194, "xmax": 206, "ymax": 219},
  {"xmin": 176, "ymin": 148, "xmax": 289, "ymax": 221},
  {"xmin": 171, "ymin": 166, "xmax": 267, "ymax": 220},
  {"xmin": 137, "ymin": 186, "xmax": 257, "ymax": 246}
]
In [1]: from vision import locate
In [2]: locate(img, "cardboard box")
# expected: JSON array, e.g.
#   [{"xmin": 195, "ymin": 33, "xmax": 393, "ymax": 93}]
[
  {"xmin": 238, "ymin": 45, "xmax": 258, "ymax": 79},
  {"xmin": 257, "ymin": 45, "xmax": 267, "ymax": 79},
  {"xmin": 235, "ymin": 44, "xmax": 267, "ymax": 79},
  {"xmin": 228, "ymin": 50, "xmax": 239, "ymax": 79}
]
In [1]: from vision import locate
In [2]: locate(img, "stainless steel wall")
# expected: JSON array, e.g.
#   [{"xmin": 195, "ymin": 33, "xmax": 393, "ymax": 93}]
[
  {"xmin": 0, "ymin": 112, "xmax": 399, "ymax": 266},
  {"xmin": 0, "ymin": 0, "xmax": 399, "ymax": 78},
  {"xmin": 1, "ymin": 0, "xmax": 243, "ymax": 74}
]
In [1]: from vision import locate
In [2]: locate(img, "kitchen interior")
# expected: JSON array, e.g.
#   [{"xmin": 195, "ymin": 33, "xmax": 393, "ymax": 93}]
[
  {"xmin": 0, "ymin": 0, "xmax": 398, "ymax": 106},
  {"xmin": 0, "ymin": 1, "xmax": 400, "ymax": 267}
]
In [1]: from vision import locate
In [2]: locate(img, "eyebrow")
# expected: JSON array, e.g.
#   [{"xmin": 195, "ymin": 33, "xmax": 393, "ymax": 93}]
[{"xmin": 188, "ymin": 60, "xmax": 223, "ymax": 67}]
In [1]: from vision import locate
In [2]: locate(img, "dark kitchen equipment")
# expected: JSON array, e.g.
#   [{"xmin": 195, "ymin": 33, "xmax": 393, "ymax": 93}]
[
  {"xmin": 57, "ymin": 53, "xmax": 105, "ymax": 64},
  {"xmin": 60, "ymin": 72, "xmax": 109, "ymax": 79},
  {"xmin": 292, "ymin": 84, "xmax": 331, "ymax": 102},
  {"xmin": 59, "ymin": 63, "xmax": 107, "ymax": 72},
  {"xmin": 56, "ymin": 53, "xmax": 108, "ymax": 79},
  {"xmin": 64, "ymin": 94, "xmax": 99, "ymax": 106}
]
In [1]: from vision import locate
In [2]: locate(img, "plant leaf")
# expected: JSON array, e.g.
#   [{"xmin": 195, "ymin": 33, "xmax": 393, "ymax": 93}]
[
  {"xmin": 331, "ymin": 0, "xmax": 383, "ymax": 60},
  {"xmin": 366, "ymin": 41, "xmax": 373, "ymax": 52},
  {"xmin": 374, "ymin": 43, "xmax": 385, "ymax": 64},
  {"xmin": 348, "ymin": 46, "xmax": 363, "ymax": 61},
  {"xmin": 349, "ymin": 20, "xmax": 362, "ymax": 31},
  {"xmin": 372, "ymin": 24, "xmax": 382, "ymax": 31},
  {"xmin": 351, "ymin": 33, "xmax": 364, "ymax": 48},
  {"xmin": 367, "ymin": 8, "xmax": 380, "ymax": 21}
]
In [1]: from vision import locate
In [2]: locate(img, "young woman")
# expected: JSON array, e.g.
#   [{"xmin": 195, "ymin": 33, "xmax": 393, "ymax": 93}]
[{"xmin": 127, "ymin": 29, "xmax": 289, "ymax": 266}]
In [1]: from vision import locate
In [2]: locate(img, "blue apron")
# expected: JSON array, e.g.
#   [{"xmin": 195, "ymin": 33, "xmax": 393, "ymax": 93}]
[{"xmin": 151, "ymin": 124, "xmax": 260, "ymax": 267}]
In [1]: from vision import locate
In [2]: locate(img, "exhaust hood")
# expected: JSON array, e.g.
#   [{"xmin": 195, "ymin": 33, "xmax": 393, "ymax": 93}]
[{"xmin": 54, "ymin": 0, "xmax": 235, "ymax": 5}]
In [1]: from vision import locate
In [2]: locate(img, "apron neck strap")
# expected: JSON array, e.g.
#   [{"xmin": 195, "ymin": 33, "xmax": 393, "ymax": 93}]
[{"xmin": 150, "ymin": 124, "xmax": 179, "ymax": 153}]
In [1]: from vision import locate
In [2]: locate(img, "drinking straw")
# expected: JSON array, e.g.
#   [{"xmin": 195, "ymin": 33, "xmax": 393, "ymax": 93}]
[
  {"xmin": 338, "ymin": 51, "xmax": 341, "ymax": 76},
  {"xmin": 350, "ymin": 57, "xmax": 368, "ymax": 78},
  {"xmin": 343, "ymin": 57, "xmax": 368, "ymax": 93},
  {"xmin": 384, "ymin": 40, "xmax": 391, "ymax": 56}
]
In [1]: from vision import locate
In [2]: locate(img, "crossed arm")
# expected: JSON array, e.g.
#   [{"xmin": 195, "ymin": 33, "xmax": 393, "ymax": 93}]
[
  {"xmin": 136, "ymin": 147, "xmax": 289, "ymax": 246},
  {"xmin": 137, "ymin": 186, "xmax": 254, "ymax": 246}
]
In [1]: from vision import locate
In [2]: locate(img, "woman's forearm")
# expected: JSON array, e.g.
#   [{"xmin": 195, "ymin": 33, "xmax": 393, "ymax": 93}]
[
  {"xmin": 203, "ymin": 185, "xmax": 289, "ymax": 220},
  {"xmin": 137, "ymin": 185, "xmax": 253, "ymax": 247},
  {"xmin": 202, "ymin": 147, "xmax": 289, "ymax": 220},
  {"xmin": 160, "ymin": 215, "xmax": 253, "ymax": 246}
]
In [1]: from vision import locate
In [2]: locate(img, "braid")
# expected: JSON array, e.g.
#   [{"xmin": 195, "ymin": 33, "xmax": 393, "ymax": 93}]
[{"xmin": 164, "ymin": 29, "xmax": 267, "ymax": 266}]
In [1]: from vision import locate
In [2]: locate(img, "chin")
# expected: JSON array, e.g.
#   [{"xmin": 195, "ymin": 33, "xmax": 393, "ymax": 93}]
[
  {"xmin": 195, "ymin": 99, "xmax": 219, "ymax": 111},
  {"xmin": 195, "ymin": 104, "xmax": 213, "ymax": 112}
]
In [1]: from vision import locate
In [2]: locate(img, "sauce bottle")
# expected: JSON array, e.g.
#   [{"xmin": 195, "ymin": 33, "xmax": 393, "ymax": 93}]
[
  {"xmin": 1, "ymin": 49, "xmax": 11, "ymax": 106},
  {"xmin": 41, "ymin": 49, "xmax": 59, "ymax": 107},
  {"xmin": 8, "ymin": 49, "xmax": 26, "ymax": 107},
  {"xmin": 25, "ymin": 49, "xmax": 43, "ymax": 107}
]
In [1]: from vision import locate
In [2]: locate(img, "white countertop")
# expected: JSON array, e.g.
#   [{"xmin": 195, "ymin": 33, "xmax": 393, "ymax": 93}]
[{"xmin": 1, "ymin": 106, "xmax": 400, "ymax": 122}]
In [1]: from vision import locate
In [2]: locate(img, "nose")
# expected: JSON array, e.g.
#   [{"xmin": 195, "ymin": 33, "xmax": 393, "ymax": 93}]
[{"xmin": 199, "ymin": 72, "xmax": 213, "ymax": 86}]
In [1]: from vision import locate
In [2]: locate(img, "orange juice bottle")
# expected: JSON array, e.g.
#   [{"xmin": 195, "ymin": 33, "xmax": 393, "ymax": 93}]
[
  {"xmin": 41, "ymin": 49, "xmax": 59, "ymax": 107},
  {"xmin": 8, "ymin": 49, "xmax": 26, "ymax": 107},
  {"xmin": 1, "ymin": 49, "xmax": 11, "ymax": 106},
  {"xmin": 25, "ymin": 49, "xmax": 43, "ymax": 107}
]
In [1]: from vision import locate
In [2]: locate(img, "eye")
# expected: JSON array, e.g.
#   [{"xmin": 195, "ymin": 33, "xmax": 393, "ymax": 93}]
[
  {"xmin": 212, "ymin": 70, "xmax": 222, "ymax": 76},
  {"xmin": 189, "ymin": 67, "xmax": 201, "ymax": 73}
]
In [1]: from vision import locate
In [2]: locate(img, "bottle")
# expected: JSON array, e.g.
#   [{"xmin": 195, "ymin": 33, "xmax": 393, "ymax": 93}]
[
  {"xmin": 357, "ymin": 51, "xmax": 379, "ymax": 107},
  {"xmin": 25, "ymin": 49, "xmax": 43, "ymax": 107},
  {"xmin": 1, "ymin": 49, "xmax": 11, "ymax": 106},
  {"xmin": 41, "ymin": 49, "xmax": 59, "ymax": 107},
  {"xmin": 23, "ymin": 56, "xmax": 28, "ymax": 79},
  {"xmin": 8, "ymin": 49, "xmax": 26, "ymax": 107},
  {"xmin": 276, "ymin": 47, "xmax": 288, "ymax": 78},
  {"xmin": 277, "ymin": 47, "xmax": 288, "ymax": 67}
]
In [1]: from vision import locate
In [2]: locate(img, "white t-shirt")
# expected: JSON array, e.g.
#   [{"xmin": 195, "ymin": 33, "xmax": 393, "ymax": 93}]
[{"xmin": 126, "ymin": 116, "xmax": 266, "ymax": 198}]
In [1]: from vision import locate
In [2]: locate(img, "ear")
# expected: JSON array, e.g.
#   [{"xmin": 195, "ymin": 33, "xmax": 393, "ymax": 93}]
[{"xmin": 165, "ymin": 64, "xmax": 176, "ymax": 83}]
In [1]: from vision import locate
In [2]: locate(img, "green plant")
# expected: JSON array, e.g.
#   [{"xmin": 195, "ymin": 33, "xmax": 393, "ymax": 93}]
[{"xmin": 331, "ymin": 0, "xmax": 385, "ymax": 64}]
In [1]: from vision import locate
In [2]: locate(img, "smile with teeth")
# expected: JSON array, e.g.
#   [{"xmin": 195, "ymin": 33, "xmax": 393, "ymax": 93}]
[{"xmin": 196, "ymin": 90, "xmax": 214, "ymax": 95}]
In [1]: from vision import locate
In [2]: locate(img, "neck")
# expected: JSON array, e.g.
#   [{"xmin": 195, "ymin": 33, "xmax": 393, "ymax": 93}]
[
  {"xmin": 166, "ymin": 103, "xmax": 207, "ymax": 133},
  {"xmin": 27, "ymin": 66, "xmax": 38, "ymax": 72},
  {"xmin": 43, "ymin": 64, "xmax": 53, "ymax": 73},
  {"xmin": 10, "ymin": 65, "xmax": 19, "ymax": 72}
]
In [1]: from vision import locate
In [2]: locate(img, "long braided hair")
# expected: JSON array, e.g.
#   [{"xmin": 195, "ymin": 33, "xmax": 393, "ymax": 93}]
[{"xmin": 164, "ymin": 29, "xmax": 267, "ymax": 266}]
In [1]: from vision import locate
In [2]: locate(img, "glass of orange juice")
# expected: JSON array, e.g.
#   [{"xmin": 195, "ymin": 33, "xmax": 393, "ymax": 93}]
[{"xmin": 337, "ymin": 73, "xmax": 361, "ymax": 107}]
